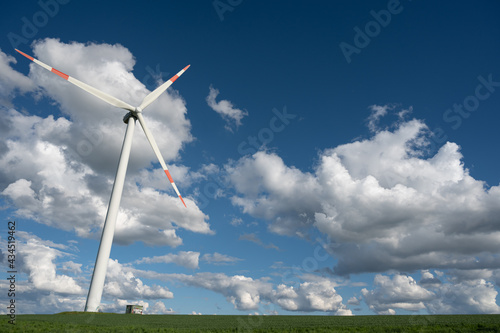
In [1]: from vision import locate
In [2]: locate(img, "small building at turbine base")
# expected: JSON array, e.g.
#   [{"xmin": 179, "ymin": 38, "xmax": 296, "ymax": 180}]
[{"xmin": 125, "ymin": 305, "xmax": 143, "ymax": 314}]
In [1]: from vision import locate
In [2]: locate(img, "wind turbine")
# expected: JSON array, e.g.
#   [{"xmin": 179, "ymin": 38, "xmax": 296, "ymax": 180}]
[{"xmin": 15, "ymin": 49, "xmax": 189, "ymax": 312}]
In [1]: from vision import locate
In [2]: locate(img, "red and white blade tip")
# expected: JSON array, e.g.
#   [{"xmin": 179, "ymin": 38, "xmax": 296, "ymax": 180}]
[
  {"xmin": 15, "ymin": 49, "xmax": 33, "ymax": 61},
  {"xmin": 164, "ymin": 169, "xmax": 187, "ymax": 207},
  {"xmin": 16, "ymin": 49, "xmax": 70, "ymax": 80},
  {"xmin": 169, "ymin": 65, "xmax": 190, "ymax": 84}
]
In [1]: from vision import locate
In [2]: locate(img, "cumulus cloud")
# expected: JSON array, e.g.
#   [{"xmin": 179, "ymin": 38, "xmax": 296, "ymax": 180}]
[
  {"xmin": 362, "ymin": 271, "xmax": 500, "ymax": 315},
  {"xmin": 426, "ymin": 278, "xmax": 500, "ymax": 314},
  {"xmin": 206, "ymin": 85, "xmax": 248, "ymax": 131},
  {"xmin": 347, "ymin": 296, "xmax": 361, "ymax": 305},
  {"xmin": 149, "ymin": 301, "xmax": 175, "ymax": 314},
  {"xmin": 15, "ymin": 231, "xmax": 84, "ymax": 295},
  {"xmin": 0, "ymin": 113, "xmax": 105, "ymax": 236},
  {"xmin": 272, "ymin": 278, "xmax": 349, "ymax": 314},
  {"xmin": 226, "ymin": 154, "xmax": 321, "ymax": 237},
  {"xmin": 60, "ymin": 261, "xmax": 83, "ymax": 276},
  {"xmin": 225, "ymin": 107, "xmax": 500, "ymax": 276},
  {"xmin": 173, "ymin": 272, "xmax": 273, "ymax": 311},
  {"xmin": 362, "ymin": 274, "xmax": 434, "ymax": 314},
  {"xmin": 0, "ymin": 39, "xmax": 212, "ymax": 246},
  {"xmin": 104, "ymin": 259, "xmax": 173, "ymax": 300},
  {"xmin": 115, "ymin": 185, "xmax": 213, "ymax": 246}
]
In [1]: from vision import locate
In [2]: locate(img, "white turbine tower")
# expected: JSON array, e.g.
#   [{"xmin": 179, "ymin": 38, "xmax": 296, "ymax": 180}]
[{"xmin": 16, "ymin": 49, "xmax": 189, "ymax": 312}]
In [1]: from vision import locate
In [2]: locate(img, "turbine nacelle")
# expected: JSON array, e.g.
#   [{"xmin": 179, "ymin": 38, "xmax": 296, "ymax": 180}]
[{"xmin": 123, "ymin": 111, "xmax": 136, "ymax": 124}]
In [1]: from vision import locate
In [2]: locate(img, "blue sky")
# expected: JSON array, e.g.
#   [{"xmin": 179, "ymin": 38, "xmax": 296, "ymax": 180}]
[{"xmin": 1, "ymin": 0, "xmax": 500, "ymax": 316}]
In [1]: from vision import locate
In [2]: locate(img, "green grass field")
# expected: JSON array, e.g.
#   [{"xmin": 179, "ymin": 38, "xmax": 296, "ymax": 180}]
[{"xmin": 3, "ymin": 313, "xmax": 500, "ymax": 332}]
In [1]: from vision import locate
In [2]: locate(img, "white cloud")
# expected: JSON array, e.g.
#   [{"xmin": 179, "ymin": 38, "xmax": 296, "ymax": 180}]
[
  {"xmin": 16, "ymin": 232, "xmax": 84, "ymax": 295},
  {"xmin": 115, "ymin": 185, "xmax": 213, "ymax": 246},
  {"xmin": 362, "ymin": 271, "xmax": 500, "ymax": 315},
  {"xmin": 426, "ymin": 278, "xmax": 500, "ymax": 314},
  {"xmin": 206, "ymin": 85, "xmax": 248, "ymax": 131},
  {"xmin": 230, "ymin": 217, "xmax": 243, "ymax": 226},
  {"xmin": 178, "ymin": 273, "xmax": 272, "ymax": 311},
  {"xmin": 60, "ymin": 261, "xmax": 83, "ymax": 275},
  {"xmin": 366, "ymin": 104, "xmax": 391, "ymax": 132},
  {"xmin": 225, "ymin": 111, "xmax": 500, "ymax": 275},
  {"xmin": 149, "ymin": 301, "xmax": 175, "ymax": 314},
  {"xmin": 135, "ymin": 251, "xmax": 200, "ymax": 269},
  {"xmin": 29, "ymin": 293, "xmax": 86, "ymax": 314},
  {"xmin": 362, "ymin": 274, "xmax": 434, "ymax": 314},
  {"xmin": 226, "ymin": 153, "xmax": 321, "ymax": 237},
  {"xmin": 104, "ymin": 259, "xmax": 173, "ymax": 300},
  {"xmin": 0, "ymin": 113, "xmax": 105, "ymax": 236},
  {"xmin": 347, "ymin": 296, "xmax": 361, "ymax": 305},
  {"xmin": 272, "ymin": 279, "xmax": 347, "ymax": 314}
]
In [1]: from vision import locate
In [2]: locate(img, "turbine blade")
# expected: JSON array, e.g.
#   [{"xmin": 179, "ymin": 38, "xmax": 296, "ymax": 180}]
[
  {"xmin": 135, "ymin": 112, "xmax": 187, "ymax": 207},
  {"xmin": 138, "ymin": 65, "xmax": 190, "ymax": 111},
  {"xmin": 15, "ymin": 49, "xmax": 135, "ymax": 112}
]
